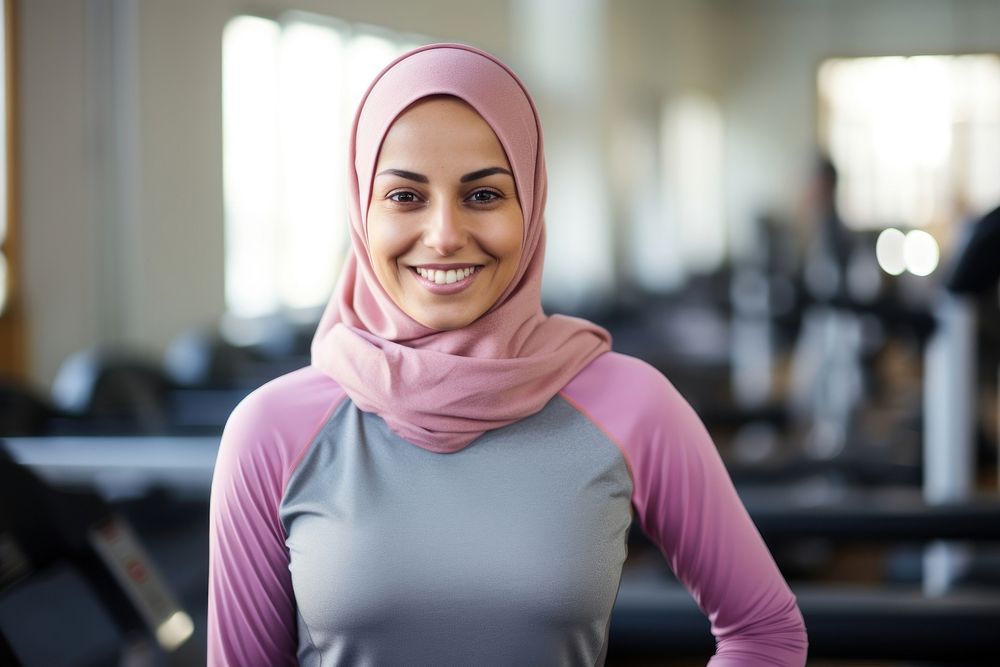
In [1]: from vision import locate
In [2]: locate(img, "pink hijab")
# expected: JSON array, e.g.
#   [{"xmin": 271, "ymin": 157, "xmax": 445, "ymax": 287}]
[{"xmin": 310, "ymin": 43, "xmax": 611, "ymax": 453}]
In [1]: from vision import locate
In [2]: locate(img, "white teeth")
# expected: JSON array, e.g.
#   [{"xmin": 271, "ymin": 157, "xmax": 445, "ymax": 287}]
[{"xmin": 415, "ymin": 266, "xmax": 478, "ymax": 284}]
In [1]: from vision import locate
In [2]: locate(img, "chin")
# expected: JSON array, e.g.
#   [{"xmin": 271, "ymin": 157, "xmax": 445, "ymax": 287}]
[
  {"xmin": 417, "ymin": 315, "xmax": 476, "ymax": 331},
  {"xmin": 412, "ymin": 307, "xmax": 482, "ymax": 332}
]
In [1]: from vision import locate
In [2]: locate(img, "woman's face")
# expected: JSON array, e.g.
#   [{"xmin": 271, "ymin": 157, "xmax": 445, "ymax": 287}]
[{"xmin": 367, "ymin": 97, "xmax": 524, "ymax": 331}]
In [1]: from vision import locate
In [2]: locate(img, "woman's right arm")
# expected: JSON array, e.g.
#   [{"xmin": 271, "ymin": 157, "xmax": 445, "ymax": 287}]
[{"xmin": 207, "ymin": 396, "xmax": 298, "ymax": 666}]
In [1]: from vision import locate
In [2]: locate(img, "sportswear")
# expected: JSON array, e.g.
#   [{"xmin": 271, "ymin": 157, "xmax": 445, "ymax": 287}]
[{"xmin": 208, "ymin": 352, "xmax": 808, "ymax": 665}]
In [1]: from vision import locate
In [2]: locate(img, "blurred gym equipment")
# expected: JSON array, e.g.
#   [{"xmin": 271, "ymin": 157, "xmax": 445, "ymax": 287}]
[
  {"xmin": 50, "ymin": 348, "xmax": 173, "ymax": 435},
  {"xmin": 924, "ymin": 203, "xmax": 1000, "ymax": 594},
  {"xmin": 0, "ymin": 443, "xmax": 195, "ymax": 666}
]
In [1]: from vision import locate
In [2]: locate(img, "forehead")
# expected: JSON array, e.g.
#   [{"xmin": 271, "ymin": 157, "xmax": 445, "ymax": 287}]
[{"xmin": 376, "ymin": 97, "xmax": 511, "ymax": 169}]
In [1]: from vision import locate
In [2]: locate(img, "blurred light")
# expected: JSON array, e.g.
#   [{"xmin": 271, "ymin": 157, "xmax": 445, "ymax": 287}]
[
  {"xmin": 903, "ymin": 229, "xmax": 940, "ymax": 276},
  {"xmin": 222, "ymin": 16, "xmax": 281, "ymax": 318},
  {"xmin": 278, "ymin": 21, "xmax": 346, "ymax": 309},
  {"xmin": 875, "ymin": 228, "xmax": 906, "ymax": 276},
  {"xmin": 662, "ymin": 93, "xmax": 725, "ymax": 275},
  {"xmin": 156, "ymin": 611, "xmax": 194, "ymax": 651}
]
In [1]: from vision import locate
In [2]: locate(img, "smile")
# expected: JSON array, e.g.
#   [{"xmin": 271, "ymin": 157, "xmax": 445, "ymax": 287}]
[
  {"xmin": 410, "ymin": 265, "xmax": 483, "ymax": 294},
  {"xmin": 415, "ymin": 266, "xmax": 480, "ymax": 284}
]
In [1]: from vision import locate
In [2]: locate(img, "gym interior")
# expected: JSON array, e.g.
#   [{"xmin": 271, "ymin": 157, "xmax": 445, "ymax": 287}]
[{"xmin": 1, "ymin": 1, "xmax": 999, "ymax": 665}]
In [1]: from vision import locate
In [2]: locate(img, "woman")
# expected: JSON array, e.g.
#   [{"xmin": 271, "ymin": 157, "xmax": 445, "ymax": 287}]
[{"xmin": 208, "ymin": 43, "xmax": 807, "ymax": 666}]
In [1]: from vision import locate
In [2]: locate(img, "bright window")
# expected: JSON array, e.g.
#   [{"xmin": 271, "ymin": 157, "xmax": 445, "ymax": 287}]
[
  {"xmin": 222, "ymin": 13, "xmax": 423, "ymax": 318},
  {"xmin": 623, "ymin": 92, "xmax": 725, "ymax": 292},
  {"xmin": 819, "ymin": 54, "xmax": 1000, "ymax": 232},
  {"xmin": 660, "ymin": 93, "xmax": 725, "ymax": 276}
]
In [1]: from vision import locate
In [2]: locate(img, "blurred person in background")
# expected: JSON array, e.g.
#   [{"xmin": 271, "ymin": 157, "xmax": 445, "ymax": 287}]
[
  {"xmin": 207, "ymin": 44, "xmax": 807, "ymax": 666},
  {"xmin": 801, "ymin": 154, "xmax": 854, "ymax": 303},
  {"xmin": 788, "ymin": 153, "xmax": 871, "ymax": 459}
]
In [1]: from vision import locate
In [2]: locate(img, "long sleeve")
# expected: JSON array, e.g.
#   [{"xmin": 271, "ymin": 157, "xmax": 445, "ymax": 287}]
[
  {"xmin": 207, "ymin": 394, "xmax": 298, "ymax": 666},
  {"xmin": 562, "ymin": 353, "xmax": 808, "ymax": 665},
  {"xmin": 207, "ymin": 367, "xmax": 348, "ymax": 666}
]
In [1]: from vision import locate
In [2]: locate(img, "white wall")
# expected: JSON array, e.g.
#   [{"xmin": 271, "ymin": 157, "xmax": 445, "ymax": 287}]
[{"xmin": 19, "ymin": 1, "xmax": 99, "ymax": 387}]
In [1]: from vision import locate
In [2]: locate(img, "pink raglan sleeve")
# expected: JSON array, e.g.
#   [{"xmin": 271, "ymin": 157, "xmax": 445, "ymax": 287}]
[
  {"xmin": 563, "ymin": 353, "xmax": 808, "ymax": 666},
  {"xmin": 207, "ymin": 389, "xmax": 299, "ymax": 666}
]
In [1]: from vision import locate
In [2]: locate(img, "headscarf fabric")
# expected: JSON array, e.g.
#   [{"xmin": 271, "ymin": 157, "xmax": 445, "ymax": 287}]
[{"xmin": 310, "ymin": 43, "xmax": 611, "ymax": 453}]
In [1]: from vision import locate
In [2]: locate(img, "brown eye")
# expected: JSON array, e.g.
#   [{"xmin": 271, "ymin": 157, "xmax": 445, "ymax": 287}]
[
  {"xmin": 467, "ymin": 189, "xmax": 501, "ymax": 204},
  {"xmin": 388, "ymin": 190, "xmax": 420, "ymax": 203}
]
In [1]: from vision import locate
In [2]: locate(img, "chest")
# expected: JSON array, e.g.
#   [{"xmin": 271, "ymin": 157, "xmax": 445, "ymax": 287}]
[{"xmin": 280, "ymin": 398, "xmax": 634, "ymax": 639}]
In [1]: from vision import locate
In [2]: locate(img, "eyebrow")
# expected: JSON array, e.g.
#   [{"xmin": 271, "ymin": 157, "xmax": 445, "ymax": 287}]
[
  {"xmin": 375, "ymin": 169, "xmax": 428, "ymax": 183},
  {"xmin": 460, "ymin": 167, "xmax": 513, "ymax": 182},
  {"xmin": 374, "ymin": 166, "xmax": 513, "ymax": 183}
]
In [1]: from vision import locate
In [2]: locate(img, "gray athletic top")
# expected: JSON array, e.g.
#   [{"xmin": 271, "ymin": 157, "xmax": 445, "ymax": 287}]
[{"xmin": 208, "ymin": 353, "xmax": 808, "ymax": 665}]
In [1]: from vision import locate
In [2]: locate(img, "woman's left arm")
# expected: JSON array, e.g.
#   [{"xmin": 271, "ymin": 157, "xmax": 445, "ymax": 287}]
[
  {"xmin": 630, "ymin": 382, "xmax": 807, "ymax": 664},
  {"xmin": 564, "ymin": 354, "xmax": 808, "ymax": 665}
]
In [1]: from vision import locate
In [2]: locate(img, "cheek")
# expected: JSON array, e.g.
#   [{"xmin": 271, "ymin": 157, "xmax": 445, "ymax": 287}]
[
  {"xmin": 488, "ymin": 212, "xmax": 524, "ymax": 267},
  {"xmin": 365, "ymin": 214, "xmax": 414, "ymax": 300},
  {"xmin": 366, "ymin": 214, "xmax": 411, "ymax": 272}
]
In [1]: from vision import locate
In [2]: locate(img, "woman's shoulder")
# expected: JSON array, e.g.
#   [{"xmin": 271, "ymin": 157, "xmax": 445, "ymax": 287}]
[
  {"xmin": 229, "ymin": 365, "xmax": 347, "ymax": 429},
  {"xmin": 216, "ymin": 366, "xmax": 348, "ymax": 484},
  {"xmin": 561, "ymin": 351, "xmax": 682, "ymax": 414},
  {"xmin": 559, "ymin": 351, "xmax": 704, "ymax": 455}
]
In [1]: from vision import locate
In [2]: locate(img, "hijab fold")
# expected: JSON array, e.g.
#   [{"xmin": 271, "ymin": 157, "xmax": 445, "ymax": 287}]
[{"xmin": 310, "ymin": 44, "xmax": 611, "ymax": 453}]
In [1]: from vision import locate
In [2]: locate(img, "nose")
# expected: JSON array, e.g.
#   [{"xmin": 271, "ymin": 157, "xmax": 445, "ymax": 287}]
[{"xmin": 423, "ymin": 203, "xmax": 467, "ymax": 255}]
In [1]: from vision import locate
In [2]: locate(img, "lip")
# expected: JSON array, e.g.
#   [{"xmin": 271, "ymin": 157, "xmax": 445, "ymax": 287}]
[
  {"xmin": 409, "ymin": 265, "xmax": 483, "ymax": 295},
  {"xmin": 410, "ymin": 263, "xmax": 481, "ymax": 271}
]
